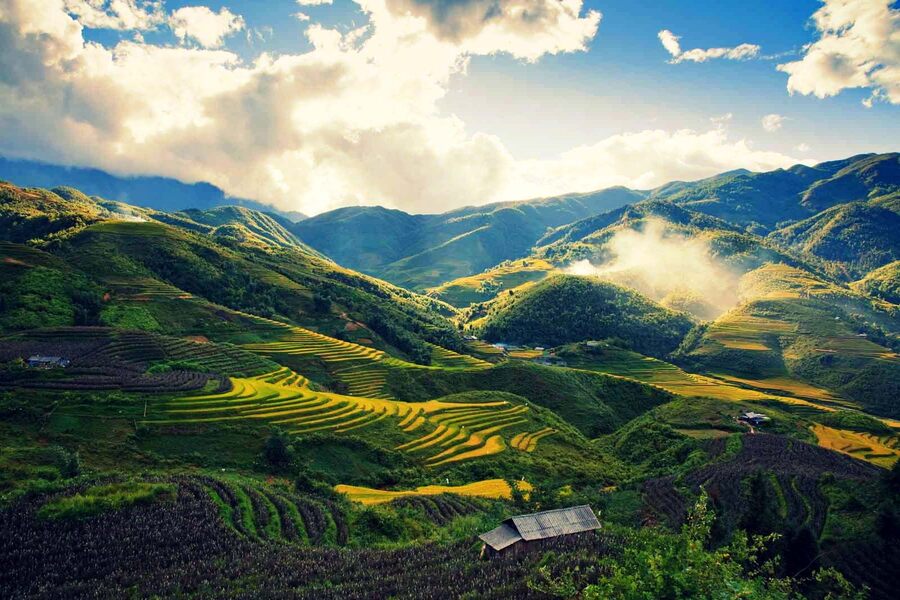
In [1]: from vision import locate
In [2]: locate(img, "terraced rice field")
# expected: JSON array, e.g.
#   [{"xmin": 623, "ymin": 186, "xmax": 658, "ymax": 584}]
[
  {"xmin": 105, "ymin": 277, "xmax": 195, "ymax": 301},
  {"xmin": 428, "ymin": 344, "xmax": 492, "ymax": 369},
  {"xmin": 334, "ymin": 479, "xmax": 532, "ymax": 505},
  {"xmin": 811, "ymin": 424, "xmax": 900, "ymax": 468},
  {"xmin": 510, "ymin": 428, "xmax": 556, "ymax": 451},
  {"xmin": 242, "ymin": 315, "xmax": 491, "ymax": 398},
  {"xmin": 714, "ymin": 375, "xmax": 843, "ymax": 404},
  {"xmin": 706, "ymin": 315, "xmax": 796, "ymax": 351},
  {"xmin": 565, "ymin": 349, "xmax": 769, "ymax": 401},
  {"xmin": 146, "ymin": 369, "xmax": 533, "ymax": 466}
]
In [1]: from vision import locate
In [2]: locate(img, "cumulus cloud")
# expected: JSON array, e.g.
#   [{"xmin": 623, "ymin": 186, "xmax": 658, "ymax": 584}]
[
  {"xmin": 566, "ymin": 219, "xmax": 741, "ymax": 319},
  {"xmin": 658, "ymin": 29, "xmax": 760, "ymax": 63},
  {"xmin": 62, "ymin": 0, "xmax": 164, "ymax": 30},
  {"xmin": 169, "ymin": 5, "xmax": 244, "ymax": 48},
  {"xmin": 0, "ymin": 0, "xmax": 806, "ymax": 216},
  {"xmin": 378, "ymin": 0, "xmax": 601, "ymax": 61},
  {"xmin": 293, "ymin": 12, "xmax": 311, "ymax": 22},
  {"xmin": 761, "ymin": 113, "xmax": 786, "ymax": 132},
  {"xmin": 296, "ymin": 0, "xmax": 332, "ymax": 5},
  {"xmin": 503, "ymin": 127, "xmax": 806, "ymax": 200},
  {"xmin": 778, "ymin": 0, "xmax": 900, "ymax": 106},
  {"xmin": 795, "ymin": 143, "xmax": 811, "ymax": 153}
]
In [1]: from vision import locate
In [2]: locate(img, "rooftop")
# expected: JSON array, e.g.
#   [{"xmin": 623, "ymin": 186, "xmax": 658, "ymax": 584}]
[{"xmin": 479, "ymin": 505, "xmax": 600, "ymax": 551}]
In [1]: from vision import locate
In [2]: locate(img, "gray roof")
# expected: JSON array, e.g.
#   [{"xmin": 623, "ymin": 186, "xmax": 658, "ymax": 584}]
[
  {"xmin": 479, "ymin": 523, "xmax": 522, "ymax": 551},
  {"xmin": 479, "ymin": 505, "xmax": 600, "ymax": 550}
]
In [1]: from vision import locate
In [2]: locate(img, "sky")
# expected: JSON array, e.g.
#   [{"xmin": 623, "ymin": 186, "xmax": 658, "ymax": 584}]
[{"xmin": 0, "ymin": 0, "xmax": 897, "ymax": 215}]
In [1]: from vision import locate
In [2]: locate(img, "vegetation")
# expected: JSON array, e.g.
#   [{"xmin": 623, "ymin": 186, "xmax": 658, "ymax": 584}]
[
  {"xmin": 2, "ymin": 160, "xmax": 899, "ymax": 599},
  {"xmin": 474, "ymin": 275, "xmax": 693, "ymax": 357}
]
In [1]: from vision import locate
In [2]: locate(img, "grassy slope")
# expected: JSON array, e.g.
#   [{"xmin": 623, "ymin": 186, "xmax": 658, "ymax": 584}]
[
  {"xmin": 767, "ymin": 201, "xmax": 900, "ymax": 279},
  {"xmin": 851, "ymin": 260, "xmax": 900, "ymax": 304},
  {"xmin": 676, "ymin": 265, "xmax": 900, "ymax": 418},
  {"xmin": 471, "ymin": 274, "xmax": 694, "ymax": 358}
]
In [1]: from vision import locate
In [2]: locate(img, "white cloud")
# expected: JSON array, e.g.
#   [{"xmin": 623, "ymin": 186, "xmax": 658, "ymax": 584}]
[
  {"xmin": 501, "ymin": 127, "xmax": 806, "ymax": 200},
  {"xmin": 169, "ymin": 5, "xmax": 245, "ymax": 49},
  {"xmin": 296, "ymin": 0, "xmax": 333, "ymax": 5},
  {"xmin": 62, "ymin": 0, "xmax": 164, "ymax": 30},
  {"xmin": 566, "ymin": 219, "xmax": 741, "ymax": 319},
  {"xmin": 378, "ymin": 0, "xmax": 602, "ymax": 61},
  {"xmin": 778, "ymin": 0, "xmax": 900, "ymax": 106},
  {"xmin": 795, "ymin": 143, "xmax": 811, "ymax": 153},
  {"xmin": 658, "ymin": 29, "xmax": 760, "ymax": 63},
  {"xmin": 761, "ymin": 113, "xmax": 786, "ymax": 132},
  {"xmin": 0, "ymin": 0, "xmax": 806, "ymax": 216},
  {"xmin": 293, "ymin": 12, "xmax": 310, "ymax": 22}
]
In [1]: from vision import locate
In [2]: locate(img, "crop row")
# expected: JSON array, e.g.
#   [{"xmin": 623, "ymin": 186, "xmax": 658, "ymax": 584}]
[
  {"xmin": 195, "ymin": 475, "xmax": 337, "ymax": 545},
  {"xmin": 390, "ymin": 494, "xmax": 482, "ymax": 525},
  {"xmin": 0, "ymin": 476, "xmax": 616, "ymax": 599}
]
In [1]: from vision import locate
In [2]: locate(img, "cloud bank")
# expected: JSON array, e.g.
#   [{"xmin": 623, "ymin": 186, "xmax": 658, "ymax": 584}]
[
  {"xmin": 566, "ymin": 219, "xmax": 741, "ymax": 320},
  {"xmin": 777, "ymin": 0, "xmax": 900, "ymax": 106},
  {"xmin": 0, "ymin": 0, "xmax": 805, "ymax": 215}
]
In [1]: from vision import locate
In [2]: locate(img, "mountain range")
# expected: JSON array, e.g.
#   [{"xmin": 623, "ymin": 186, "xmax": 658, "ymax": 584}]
[{"xmin": 1, "ymin": 151, "xmax": 899, "ymax": 599}]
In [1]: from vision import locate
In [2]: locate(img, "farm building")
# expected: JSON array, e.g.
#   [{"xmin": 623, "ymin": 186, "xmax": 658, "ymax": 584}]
[
  {"xmin": 738, "ymin": 411, "xmax": 770, "ymax": 426},
  {"xmin": 26, "ymin": 355, "xmax": 70, "ymax": 369},
  {"xmin": 479, "ymin": 505, "xmax": 601, "ymax": 557}
]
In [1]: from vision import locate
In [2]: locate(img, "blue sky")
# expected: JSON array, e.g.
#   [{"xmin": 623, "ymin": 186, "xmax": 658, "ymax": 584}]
[{"xmin": 3, "ymin": 0, "xmax": 898, "ymax": 214}]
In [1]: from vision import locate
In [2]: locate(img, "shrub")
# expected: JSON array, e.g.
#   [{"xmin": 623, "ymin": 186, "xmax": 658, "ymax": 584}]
[{"xmin": 38, "ymin": 482, "xmax": 175, "ymax": 520}]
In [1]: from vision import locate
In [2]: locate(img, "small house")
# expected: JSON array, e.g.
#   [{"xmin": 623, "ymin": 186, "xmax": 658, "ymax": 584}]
[
  {"xmin": 26, "ymin": 355, "xmax": 70, "ymax": 369},
  {"xmin": 738, "ymin": 411, "xmax": 770, "ymax": 426},
  {"xmin": 479, "ymin": 505, "xmax": 601, "ymax": 558}
]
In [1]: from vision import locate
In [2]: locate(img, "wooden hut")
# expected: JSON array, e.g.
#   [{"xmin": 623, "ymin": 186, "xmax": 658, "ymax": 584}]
[{"xmin": 479, "ymin": 505, "xmax": 600, "ymax": 557}]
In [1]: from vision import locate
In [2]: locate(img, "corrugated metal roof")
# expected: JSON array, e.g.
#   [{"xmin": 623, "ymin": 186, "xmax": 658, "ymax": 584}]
[
  {"xmin": 479, "ymin": 505, "xmax": 600, "ymax": 550},
  {"xmin": 509, "ymin": 505, "xmax": 600, "ymax": 541},
  {"xmin": 479, "ymin": 523, "xmax": 522, "ymax": 551}
]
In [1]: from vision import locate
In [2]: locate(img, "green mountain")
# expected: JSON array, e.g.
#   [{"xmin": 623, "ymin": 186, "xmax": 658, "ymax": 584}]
[
  {"xmin": 650, "ymin": 153, "xmax": 898, "ymax": 232},
  {"xmin": 767, "ymin": 201, "xmax": 900, "ymax": 278},
  {"xmin": 293, "ymin": 187, "xmax": 644, "ymax": 290},
  {"xmin": 471, "ymin": 274, "xmax": 694, "ymax": 357}
]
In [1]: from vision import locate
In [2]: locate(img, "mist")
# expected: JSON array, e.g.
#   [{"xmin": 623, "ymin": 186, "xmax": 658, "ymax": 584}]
[{"xmin": 566, "ymin": 218, "xmax": 740, "ymax": 320}]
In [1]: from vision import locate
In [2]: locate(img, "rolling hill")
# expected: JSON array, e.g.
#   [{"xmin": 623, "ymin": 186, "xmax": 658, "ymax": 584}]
[
  {"xmin": 767, "ymin": 201, "xmax": 900, "ymax": 278},
  {"xmin": 471, "ymin": 274, "xmax": 694, "ymax": 357},
  {"xmin": 293, "ymin": 187, "xmax": 644, "ymax": 290}
]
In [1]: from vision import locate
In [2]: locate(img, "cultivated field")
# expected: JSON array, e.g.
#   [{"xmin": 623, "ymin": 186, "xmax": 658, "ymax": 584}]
[
  {"xmin": 334, "ymin": 478, "xmax": 530, "ymax": 505},
  {"xmin": 811, "ymin": 424, "xmax": 900, "ymax": 468}
]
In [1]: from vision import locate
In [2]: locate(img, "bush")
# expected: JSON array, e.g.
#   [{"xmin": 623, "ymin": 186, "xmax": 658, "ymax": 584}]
[{"xmin": 38, "ymin": 482, "xmax": 175, "ymax": 520}]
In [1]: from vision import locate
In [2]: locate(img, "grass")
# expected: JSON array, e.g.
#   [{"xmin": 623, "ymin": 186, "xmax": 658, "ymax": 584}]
[
  {"xmin": 335, "ymin": 478, "xmax": 531, "ymax": 505},
  {"xmin": 426, "ymin": 258, "xmax": 556, "ymax": 308},
  {"xmin": 810, "ymin": 424, "xmax": 900, "ymax": 468},
  {"xmin": 38, "ymin": 482, "xmax": 175, "ymax": 520}
]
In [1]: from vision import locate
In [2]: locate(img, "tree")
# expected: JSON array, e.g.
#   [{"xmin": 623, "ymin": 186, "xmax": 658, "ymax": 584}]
[{"xmin": 263, "ymin": 431, "xmax": 292, "ymax": 469}]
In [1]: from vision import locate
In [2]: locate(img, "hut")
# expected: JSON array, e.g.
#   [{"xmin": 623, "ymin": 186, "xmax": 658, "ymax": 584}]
[
  {"xmin": 26, "ymin": 355, "xmax": 70, "ymax": 369},
  {"xmin": 479, "ymin": 505, "xmax": 600, "ymax": 558}
]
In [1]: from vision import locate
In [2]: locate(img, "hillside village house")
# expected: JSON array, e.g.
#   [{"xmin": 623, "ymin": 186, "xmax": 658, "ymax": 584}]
[
  {"xmin": 479, "ymin": 505, "xmax": 601, "ymax": 558},
  {"xmin": 26, "ymin": 355, "xmax": 70, "ymax": 369}
]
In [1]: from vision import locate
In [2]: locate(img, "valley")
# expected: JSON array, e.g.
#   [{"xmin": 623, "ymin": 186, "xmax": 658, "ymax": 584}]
[{"xmin": 1, "ymin": 153, "xmax": 899, "ymax": 599}]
